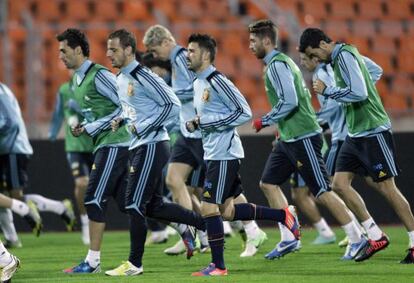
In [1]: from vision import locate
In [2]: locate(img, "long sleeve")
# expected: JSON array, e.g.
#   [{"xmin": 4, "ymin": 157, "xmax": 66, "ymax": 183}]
[
  {"xmin": 48, "ymin": 92, "xmax": 64, "ymax": 140},
  {"xmin": 323, "ymin": 51, "xmax": 368, "ymax": 103},
  {"xmin": 0, "ymin": 87, "xmax": 18, "ymax": 134},
  {"xmin": 133, "ymin": 68, "xmax": 181, "ymax": 137},
  {"xmin": 174, "ymin": 50, "xmax": 195, "ymax": 103},
  {"xmin": 363, "ymin": 56, "xmax": 383, "ymax": 83},
  {"xmin": 199, "ymin": 74, "xmax": 252, "ymax": 131},
  {"xmin": 83, "ymin": 69, "xmax": 123, "ymax": 137},
  {"xmin": 261, "ymin": 61, "xmax": 298, "ymax": 126}
]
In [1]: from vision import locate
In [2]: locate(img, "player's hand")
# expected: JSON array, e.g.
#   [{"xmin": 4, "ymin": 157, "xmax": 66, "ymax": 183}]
[
  {"xmin": 111, "ymin": 117, "xmax": 123, "ymax": 132},
  {"xmin": 313, "ymin": 79, "xmax": 326, "ymax": 94},
  {"xmin": 252, "ymin": 118, "xmax": 264, "ymax": 133},
  {"xmin": 71, "ymin": 125, "xmax": 84, "ymax": 137},
  {"xmin": 186, "ymin": 116, "xmax": 200, "ymax": 133}
]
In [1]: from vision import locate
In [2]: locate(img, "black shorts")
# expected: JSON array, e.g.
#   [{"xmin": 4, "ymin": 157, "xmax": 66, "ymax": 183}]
[
  {"xmin": 261, "ymin": 134, "xmax": 331, "ymax": 197},
  {"xmin": 84, "ymin": 146, "xmax": 129, "ymax": 212},
  {"xmin": 66, "ymin": 152, "xmax": 94, "ymax": 178},
  {"xmin": 187, "ymin": 165, "xmax": 205, "ymax": 188},
  {"xmin": 324, "ymin": 140, "xmax": 344, "ymax": 176},
  {"xmin": 125, "ymin": 141, "xmax": 170, "ymax": 216},
  {"xmin": 170, "ymin": 134, "xmax": 204, "ymax": 169},
  {"xmin": 289, "ymin": 172, "xmax": 306, "ymax": 189},
  {"xmin": 202, "ymin": 159, "xmax": 243, "ymax": 204},
  {"xmin": 0, "ymin": 154, "xmax": 30, "ymax": 191},
  {"xmin": 335, "ymin": 131, "xmax": 400, "ymax": 182}
]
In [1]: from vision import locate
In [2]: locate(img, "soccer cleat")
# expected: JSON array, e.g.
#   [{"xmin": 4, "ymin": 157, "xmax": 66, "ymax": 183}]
[
  {"xmin": 61, "ymin": 199, "xmax": 76, "ymax": 232},
  {"xmin": 240, "ymin": 229, "xmax": 268, "ymax": 257},
  {"xmin": 354, "ymin": 234, "xmax": 390, "ymax": 262},
  {"xmin": 146, "ymin": 230, "xmax": 168, "ymax": 245},
  {"xmin": 4, "ymin": 239, "xmax": 22, "ymax": 249},
  {"xmin": 166, "ymin": 226, "xmax": 177, "ymax": 236},
  {"xmin": 191, "ymin": 263, "xmax": 228, "ymax": 276},
  {"xmin": 341, "ymin": 237, "xmax": 369, "ymax": 260},
  {"xmin": 0, "ymin": 254, "xmax": 20, "ymax": 282},
  {"xmin": 105, "ymin": 261, "xmax": 143, "ymax": 276},
  {"xmin": 338, "ymin": 236, "xmax": 349, "ymax": 248},
  {"xmin": 400, "ymin": 248, "xmax": 414, "ymax": 264},
  {"xmin": 24, "ymin": 200, "xmax": 43, "ymax": 237},
  {"xmin": 283, "ymin": 206, "xmax": 301, "ymax": 240},
  {"xmin": 264, "ymin": 239, "xmax": 301, "ymax": 260},
  {"xmin": 312, "ymin": 234, "xmax": 336, "ymax": 245},
  {"xmin": 63, "ymin": 261, "xmax": 101, "ymax": 274},
  {"xmin": 181, "ymin": 226, "xmax": 197, "ymax": 259},
  {"xmin": 164, "ymin": 240, "xmax": 186, "ymax": 255}
]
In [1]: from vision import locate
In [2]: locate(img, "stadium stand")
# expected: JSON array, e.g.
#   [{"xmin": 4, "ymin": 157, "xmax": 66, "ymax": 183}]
[{"xmin": 1, "ymin": 0, "xmax": 414, "ymax": 122}]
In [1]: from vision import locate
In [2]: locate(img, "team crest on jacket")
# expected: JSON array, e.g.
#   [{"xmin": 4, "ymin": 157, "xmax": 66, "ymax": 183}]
[
  {"xmin": 127, "ymin": 81, "xmax": 134, "ymax": 96},
  {"xmin": 202, "ymin": 88, "xmax": 210, "ymax": 102}
]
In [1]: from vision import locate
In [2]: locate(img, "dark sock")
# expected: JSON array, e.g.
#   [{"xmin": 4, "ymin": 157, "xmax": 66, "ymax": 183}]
[
  {"xmin": 233, "ymin": 203, "xmax": 285, "ymax": 222},
  {"xmin": 205, "ymin": 215, "xmax": 225, "ymax": 270},
  {"xmin": 146, "ymin": 218, "xmax": 167, "ymax": 231},
  {"xmin": 128, "ymin": 213, "xmax": 147, "ymax": 268},
  {"xmin": 147, "ymin": 202, "xmax": 206, "ymax": 231}
]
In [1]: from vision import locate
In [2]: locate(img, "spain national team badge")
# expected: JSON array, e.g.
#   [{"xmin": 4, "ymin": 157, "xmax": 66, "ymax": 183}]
[
  {"xmin": 202, "ymin": 88, "xmax": 210, "ymax": 102},
  {"xmin": 127, "ymin": 81, "xmax": 134, "ymax": 96}
]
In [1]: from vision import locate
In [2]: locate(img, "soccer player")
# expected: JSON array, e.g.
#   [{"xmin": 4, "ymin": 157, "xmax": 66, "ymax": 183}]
[
  {"xmin": 144, "ymin": 24, "xmax": 267, "ymax": 258},
  {"xmin": 104, "ymin": 29, "xmax": 208, "ymax": 276},
  {"xmin": 49, "ymin": 76, "xmax": 94, "ymax": 245},
  {"xmin": 1, "ymin": 82, "xmax": 74, "ymax": 239},
  {"xmin": 299, "ymin": 28, "xmax": 414, "ymax": 263},
  {"xmin": 186, "ymin": 33, "xmax": 300, "ymax": 276},
  {"xmin": 57, "ymin": 28, "xmax": 131, "ymax": 274},
  {"xmin": 248, "ymin": 19, "xmax": 367, "ymax": 260}
]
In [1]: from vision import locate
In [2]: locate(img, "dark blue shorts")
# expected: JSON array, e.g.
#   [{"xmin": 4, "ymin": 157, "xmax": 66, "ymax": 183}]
[
  {"xmin": 202, "ymin": 159, "xmax": 243, "ymax": 205},
  {"xmin": 0, "ymin": 154, "xmax": 29, "ymax": 191}
]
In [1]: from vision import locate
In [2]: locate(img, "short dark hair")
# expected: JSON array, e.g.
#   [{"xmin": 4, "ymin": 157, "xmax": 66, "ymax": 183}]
[
  {"xmin": 108, "ymin": 29, "xmax": 136, "ymax": 53},
  {"xmin": 56, "ymin": 28, "xmax": 90, "ymax": 57},
  {"xmin": 299, "ymin": 28, "xmax": 332, "ymax": 53},
  {"xmin": 248, "ymin": 19, "xmax": 278, "ymax": 45},
  {"xmin": 141, "ymin": 52, "xmax": 172, "ymax": 72},
  {"xmin": 188, "ymin": 33, "xmax": 217, "ymax": 62}
]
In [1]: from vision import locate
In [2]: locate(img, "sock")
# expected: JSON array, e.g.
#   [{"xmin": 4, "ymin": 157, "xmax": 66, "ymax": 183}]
[
  {"xmin": 342, "ymin": 221, "xmax": 363, "ymax": 244},
  {"xmin": 408, "ymin": 231, "xmax": 414, "ymax": 248},
  {"xmin": 205, "ymin": 216, "xmax": 225, "ymax": 270},
  {"xmin": 11, "ymin": 199, "xmax": 29, "ymax": 217},
  {"xmin": 198, "ymin": 230, "xmax": 209, "ymax": 247},
  {"xmin": 0, "ymin": 208, "xmax": 19, "ymax": 242},
  {"xmin": 229, "ymin": 220, "xmax": 244, "ymax": 232},
  {"xmin": 0, "ymin": 243, "xmax": 11, "ymax": 267},
  {"xmin": 314, "ymin": 218, "xmax": 335, "ymax": 238},
  {"xmin": 233, "ymin": 203, "xmax": 285, "ymax": 222},
  {"xmin": 169, "ymin": 222, "xmax": 187, "ymax": 235},
  {"xmin": 361, "ymin": 218, "xmax": 383, "ymax": 241},
  {"xmin": 223, "ymin": 221, "xmax": 233, "ymax": 236},
  {"xmin": 85, "ymin": 249, "xmax": 100, "ymax": 268},
  {"xmin": 128, "ymin": 214, "xmax": 146, "ymax": 268},
  {"xmin": 347, "ymin": 209, "xmax": 365, "ymax": 234},
  {"xmin": 80, "ymin": 214, "xmax": 89, "ymax": 226},
  {"xmin": 24, "ymin": 194, "xmax": 65, "ymax": 215},
  {"xmin": 243, "ymin": 221, "xmax": 259, "ymax": 240},
  {"xmin": 278, "ymin": 222, "xmax": 296, "ymax": 242}
]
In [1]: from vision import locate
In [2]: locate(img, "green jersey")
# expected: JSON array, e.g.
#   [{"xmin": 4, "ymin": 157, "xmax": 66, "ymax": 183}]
[
  {"xmin": 331, "ymin": 45, "xmax": 390, "ymax": 135},
  {"xmin": 72, "ymin": 61, "xmax": 130, "ymax": 151},
  {"xmin": 263, "ymin": 51, "xmax": 320, "ymax": 141}
]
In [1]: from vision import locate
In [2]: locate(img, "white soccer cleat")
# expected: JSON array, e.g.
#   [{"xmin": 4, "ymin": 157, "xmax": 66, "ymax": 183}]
[
  {"xmin": 166, "ymin": 226, "xmax": 177, "ymax": 236},
  {"xmin": 150, "ymin": 230, "xmax": 168, "ymax": 244},
  {"xmin": 105, "ymin": 261, "xmax": 143, "ymax": 276},
  {"xmin": 240, "ymin": 229, "xmax": 268, "ymax": 257},
  {"xmin": 164, "ymin": 240, "xmax": 186, "ymax": 255},
  {"xmin": 223, "ymin": 221, "xmax": 234, "ymax": 237},
  {"xmin": 0, "ymin": 254, "xmax": 20, "ymax": 282}
]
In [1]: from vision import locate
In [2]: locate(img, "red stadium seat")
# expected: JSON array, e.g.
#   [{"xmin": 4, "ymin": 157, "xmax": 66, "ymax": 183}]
[
  {"xmin": 323, "ymin": 20, "xmax": 351, "ymax": 39},
  {"xmin": 65, "ymin": 1, "xmax": 91, "ymax": 22},
  {"xmin": 356, "ymin": 0, "xmax": 384, "ymax": 20},
  {"xmin": 123, "ymin": 0, "xmax": 152, "ymax": 21},
  {"xmin": 370, "ymin": 35, "xmax": 397, "ymax": 54},
  {"xmin": 384, "ymin": 0, "xmax": 413, "ymax": 20},
  {"xmin": 92, "ymin": 0, "xmax": 121, "ymax": 22},
  {"xmin": 350, "ymin": 20, "xmax": 377, "ymax": 37},
  {"xmin": 378, "ymin": 20, "xmax": 405, "ymax": 37},
  {"xmin": 344, "ymin": 36, "xmax": 370, "ymax": 54},
  {"xmin": 329, "ymin": 0, "xmax": 357, "ymax": 20}
]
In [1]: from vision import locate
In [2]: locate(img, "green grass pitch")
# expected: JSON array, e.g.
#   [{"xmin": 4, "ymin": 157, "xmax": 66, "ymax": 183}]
[{"xmin": 7, "ymin": 226, "xmax": 414, "ymax": 282}]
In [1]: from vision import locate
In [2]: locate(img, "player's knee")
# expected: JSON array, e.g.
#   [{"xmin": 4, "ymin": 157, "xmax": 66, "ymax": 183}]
[
  {"xmin": 85, "ymin": 203, "xmax": 105, "ymax": 222},
  {"xmin": 259, "ymin": 181, "xmax": 272, "ymax": 193},
  {"xmin": 165, "ymin": 173, "xmax": 181, "ymax": 191},
  {"xmin": 75, "ymin": 176, "xmax": 89, "ymax": 190},
  {"xmin": 221, "ymin": 209, "xmax": 234, "ymax": 221}
]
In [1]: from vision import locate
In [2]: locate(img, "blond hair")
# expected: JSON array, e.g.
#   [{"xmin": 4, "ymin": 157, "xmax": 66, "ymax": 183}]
[{"xmin": 143, "ymin": 25, "xmax": 176, "ymax": 47}]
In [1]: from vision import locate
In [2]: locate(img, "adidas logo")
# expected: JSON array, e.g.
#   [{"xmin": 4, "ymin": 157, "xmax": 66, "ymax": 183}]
[
  {"xmin": 203, "ymin": 191, "xmax": 211, "ymax": 198},
  {"xmin": 130, "ymin": 166, "xmax": 135, "ymax": 173},
  {"xmin": 92, "ymin": 164, "xmax": 96, "ymax": 170},
  {"xmin": 378, "ymin": 171, "xmax": 386, "ymax": 178},
  {"xmin": 297, "ymin": 161, "xmax": 303, "ymax": 168}
]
